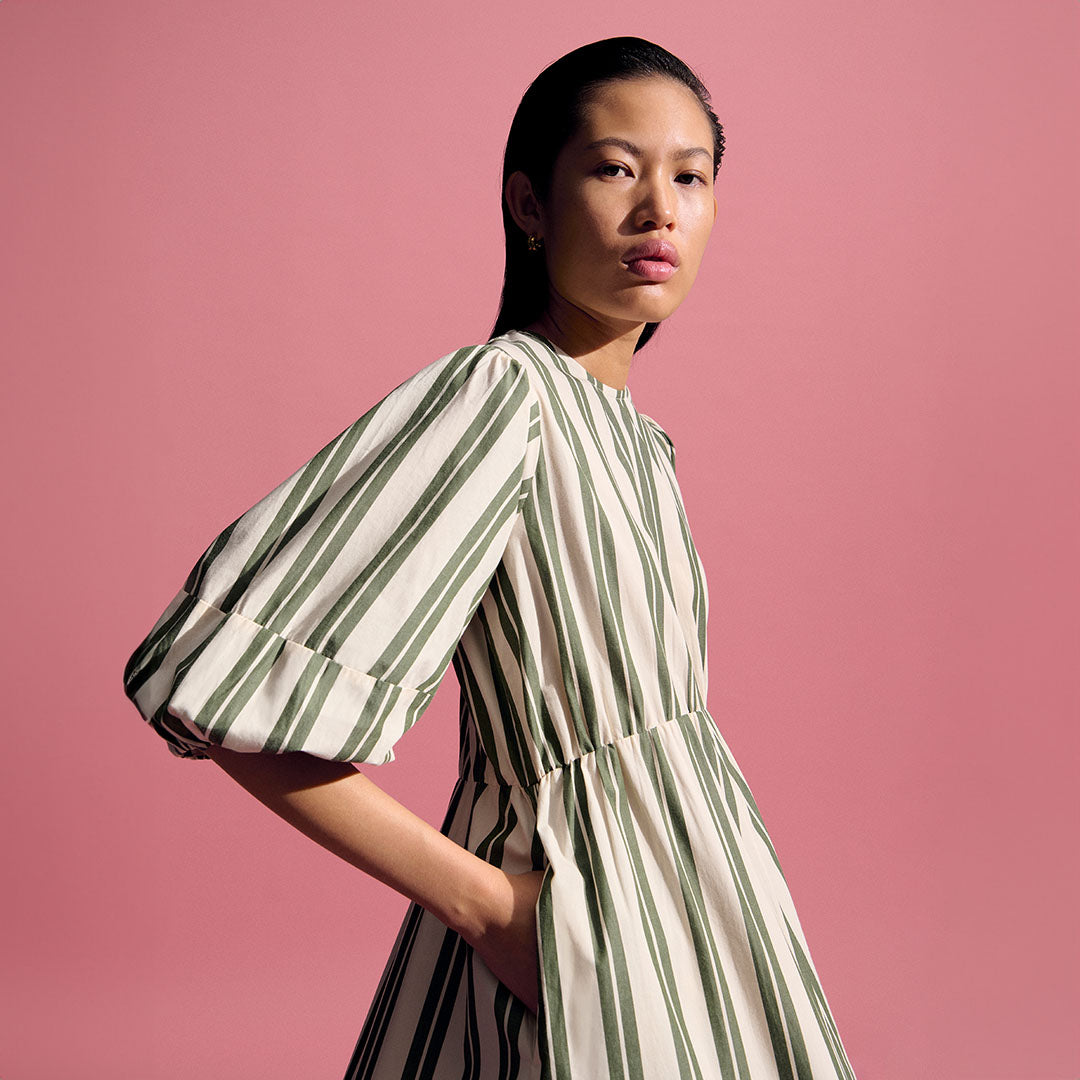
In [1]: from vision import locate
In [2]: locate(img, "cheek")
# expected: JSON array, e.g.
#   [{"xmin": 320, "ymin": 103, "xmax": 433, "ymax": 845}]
[
  {"xmin": 550, "ymin": 185, "xmax": 620, "ymax": 249},
  {"xmin": 564, "ymin": 203, "xmax": 611, "ymax": 253},
  {"xmin": 682, "ymin": 201, "xmax": 716, "ymax": 265},
  {"xmin": 548, "ymin": 211, "xmax": 616, "ymax": 285}
]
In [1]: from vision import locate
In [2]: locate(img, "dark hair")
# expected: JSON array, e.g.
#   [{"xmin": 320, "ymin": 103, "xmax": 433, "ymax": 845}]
[{"xmin": 490, "ymin": 37, "xmax": 725, "ymax": 353}]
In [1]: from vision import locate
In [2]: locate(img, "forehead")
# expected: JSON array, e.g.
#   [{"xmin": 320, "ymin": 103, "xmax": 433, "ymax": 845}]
[{"xmin": 576, "ymin": 76, "xmax": 713, "ymax": 148}]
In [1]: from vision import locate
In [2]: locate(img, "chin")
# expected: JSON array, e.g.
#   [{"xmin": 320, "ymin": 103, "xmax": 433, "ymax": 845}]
[
  {"xmin": 617, "ymin": 300, "xmax": 684, "ymax": 326},
  {"xmin": 611, "ymin": 288, "xmax": 690, "ymax": 326},
  {"xmin": 572, "ymin": 286, "xmax": 688, "ymax": 331}
]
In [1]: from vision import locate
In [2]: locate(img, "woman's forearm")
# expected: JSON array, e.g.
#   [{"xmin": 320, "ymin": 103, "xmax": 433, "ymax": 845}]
[
  {"xmin": 201, "ymin": 743, "xmax": 544, "ymax": 1010},
  {"xmin": 201, "ymin": 743, "xmax": 509, "ymax": 943}
]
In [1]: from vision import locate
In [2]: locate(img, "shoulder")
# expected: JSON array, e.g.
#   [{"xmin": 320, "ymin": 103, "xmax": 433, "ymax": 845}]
[
  {"xmin": 637, "ymin": 411, "xmax": 677, "ymax": 469},
  {"xmin": 381, "ymin": 339, "xmax": 535, "ymax": 410},
  {"xmin": 479, "ymin": 331, "xmax": 547, "ymax": 386},
  {"xmin": 465, "ymin": 337, "xmax": 531, "ymax": 379},
  {"xmin": 415, "ymin": 341, "xmax": 540, "ymax": 449},
  {"xmin": 462, "ymin": 335, "xmax": 542, "ymax": 406}
]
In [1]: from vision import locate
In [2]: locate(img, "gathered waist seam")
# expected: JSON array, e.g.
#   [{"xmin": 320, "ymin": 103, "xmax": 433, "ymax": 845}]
[{"xmin": 460, "ymin": 708, "xmax": 711, "ymax": 791}]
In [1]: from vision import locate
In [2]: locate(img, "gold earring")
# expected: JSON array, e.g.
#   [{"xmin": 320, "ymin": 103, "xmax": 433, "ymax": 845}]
[{"xmin": 527, "ymin": 234, "xmax": 544, "ymax": 253}]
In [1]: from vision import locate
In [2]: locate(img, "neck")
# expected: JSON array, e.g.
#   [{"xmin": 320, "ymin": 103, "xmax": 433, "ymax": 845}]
[{"xmin": 524, "ymin": 295, "xmax": 644, "ymax": 393}]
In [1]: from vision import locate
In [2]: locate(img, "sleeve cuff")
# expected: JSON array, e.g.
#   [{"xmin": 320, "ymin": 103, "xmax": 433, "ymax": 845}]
[{"xmin": 141, "ymin": 595, "xmax": 436, "ymax": 763}]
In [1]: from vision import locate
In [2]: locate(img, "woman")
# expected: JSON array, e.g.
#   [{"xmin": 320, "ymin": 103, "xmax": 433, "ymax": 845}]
[{"xmin": 124, "ymin": 37, "xmax": 858, "ymax": 1080}]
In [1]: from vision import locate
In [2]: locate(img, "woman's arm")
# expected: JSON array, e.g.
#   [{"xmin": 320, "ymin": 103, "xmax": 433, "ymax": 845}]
[{"xmin": 201, "ymin": 744, "xmax": 543, "ymax": 1011}]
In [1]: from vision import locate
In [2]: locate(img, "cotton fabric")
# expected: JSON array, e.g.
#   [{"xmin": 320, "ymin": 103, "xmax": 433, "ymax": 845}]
[{"xmin": 123, "ymin": 329, "xmax": 857, "ymax": 1079}]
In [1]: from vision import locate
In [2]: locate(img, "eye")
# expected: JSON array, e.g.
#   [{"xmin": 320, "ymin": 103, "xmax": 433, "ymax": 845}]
[
  {"xmin": 597, "ymin": 162, "xmax": 632, "ymax": 178},
  {"xmin": 675, "ymin": 171, "xmax": 707, "ymax": 186}
]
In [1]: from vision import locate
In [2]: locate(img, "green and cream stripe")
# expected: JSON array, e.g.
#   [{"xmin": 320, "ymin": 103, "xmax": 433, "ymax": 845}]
[{"xmin": 124, "ymin": 329, "xmax": 857, "ymax": 1079}]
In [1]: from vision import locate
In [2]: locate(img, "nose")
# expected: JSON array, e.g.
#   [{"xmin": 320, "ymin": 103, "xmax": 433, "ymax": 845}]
[{"xmin": 634, "ymin": 174, "xmax": 676, "ymax": 231}]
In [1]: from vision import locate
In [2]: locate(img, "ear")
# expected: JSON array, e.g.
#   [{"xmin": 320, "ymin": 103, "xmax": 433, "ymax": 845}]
[
  {"xmin": 504, "ymin": 170, "xmax": 544, "ymax": 239},
  {"xmin": 712, "ymin": 194, "xmax": 718, "ymax": 223}
]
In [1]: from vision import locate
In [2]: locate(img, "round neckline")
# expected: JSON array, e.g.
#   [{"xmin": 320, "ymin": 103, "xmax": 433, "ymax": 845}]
[{"xmin": 513, "ymin": 329, "xmax": 633, "ymax": 403}]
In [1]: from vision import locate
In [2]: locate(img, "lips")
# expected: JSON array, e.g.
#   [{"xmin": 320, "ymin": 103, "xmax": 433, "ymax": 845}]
[
  {"xmin": 621, "ymin": 238, "xmax": 680, "ymax": 282},
  {"xmin": 621, "ymin": 239, "xmax": 680, "ymax": 267}
]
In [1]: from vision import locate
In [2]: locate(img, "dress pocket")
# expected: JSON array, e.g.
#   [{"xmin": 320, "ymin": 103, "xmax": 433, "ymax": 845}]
[{"xmin": 532, "ymin": 858, "xmax": 556, "ymax": 1074}]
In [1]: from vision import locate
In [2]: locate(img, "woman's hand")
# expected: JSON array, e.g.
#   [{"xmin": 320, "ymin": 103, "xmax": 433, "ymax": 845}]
[{"xmin": 465, "ymin": 867, "xmax": 546, "ymax": 1014}]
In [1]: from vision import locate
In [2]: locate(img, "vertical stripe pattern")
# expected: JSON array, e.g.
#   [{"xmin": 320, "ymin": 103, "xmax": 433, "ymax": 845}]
[{"xmin": 123, "ymin": 329, "xmax": 857, "ymax": 1079}]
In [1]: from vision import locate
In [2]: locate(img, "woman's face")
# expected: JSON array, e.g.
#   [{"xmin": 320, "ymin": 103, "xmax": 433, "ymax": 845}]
[{"xmin": 536, "ymin": 76, "xmax": 718, "ymax": 332}]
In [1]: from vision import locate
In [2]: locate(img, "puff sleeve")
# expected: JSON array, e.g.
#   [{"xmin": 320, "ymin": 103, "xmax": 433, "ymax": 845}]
[{"xmin": 122, "ymin": 344, "xmax": 542, "ymax": 764}]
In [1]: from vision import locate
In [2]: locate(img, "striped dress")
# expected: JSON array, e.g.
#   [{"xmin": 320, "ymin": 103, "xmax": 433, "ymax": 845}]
[{"xmin": 123, "ymin": 328, "xmax": 858, "ymax": 1080}]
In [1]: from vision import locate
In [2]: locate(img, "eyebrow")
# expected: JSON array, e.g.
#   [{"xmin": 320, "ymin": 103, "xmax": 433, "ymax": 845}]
[{"xmin": 584, "ymin": 137, "xmax": 712, "ymax": 162}]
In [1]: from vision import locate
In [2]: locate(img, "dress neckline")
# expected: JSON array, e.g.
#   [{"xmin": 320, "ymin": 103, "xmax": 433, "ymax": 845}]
[{"xmin": 511, "ymin": 329, "xmax": 633, "ymax": 404}]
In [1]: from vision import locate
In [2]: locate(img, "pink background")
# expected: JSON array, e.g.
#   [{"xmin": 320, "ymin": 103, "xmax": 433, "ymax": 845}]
[{"xmin": 2, "ymin": 2, "xmax": 1077, "ymax": 1077}]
